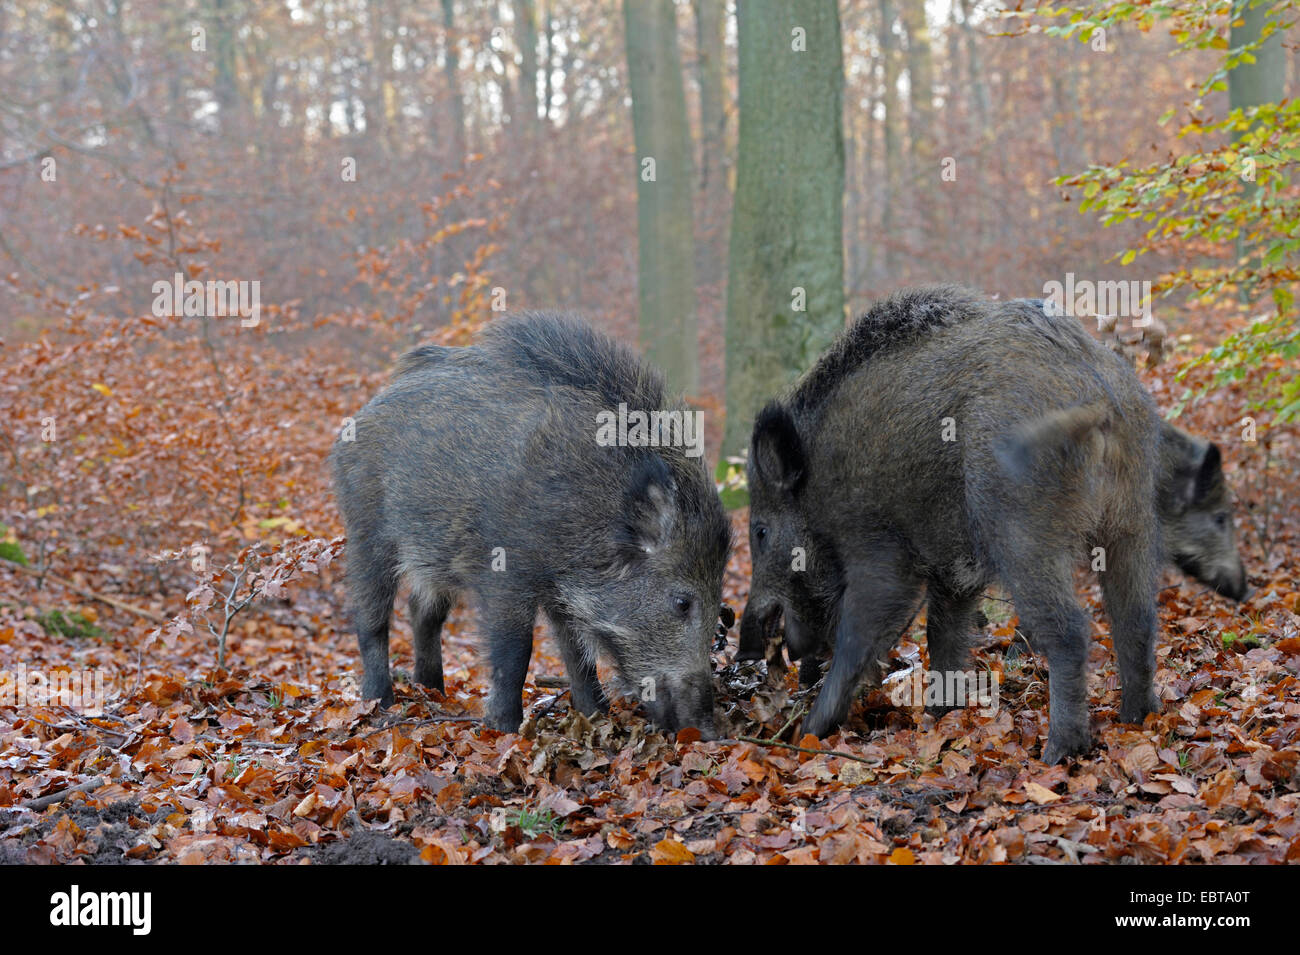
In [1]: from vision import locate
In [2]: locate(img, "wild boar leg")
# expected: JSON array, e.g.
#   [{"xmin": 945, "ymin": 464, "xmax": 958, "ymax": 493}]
[
  {"xmin": 349, "ymin": 542, "xmax": 398, "ymax": 707},
  {"xmin": 1001, "ymin": 550, "xmax": 1092, "ymax": 764},
  {"xmin": 1099, "ymin": 530, "xmax": 1161, "ymax": 724},
  {"xmin": 548, "ymin": 612, "xmax": 609, "ymax": 715},
  {"xmin": 925, "ymin": 584, "xmax": 980, "ymax": 708},
  {"xmin": 798, "ymin": 655, "xmax": 822, "ymax": 688},
  {"xmin": 481, "ymin": 598, "xmax": 537, "ymax": 732},
  {"xmin": 410, "ymin": 589, "xmax": 453, "ymax": 693},
  {"xmin": 357, "ymin": 617, "xmax": 395, "ymax": 707},
  {"xmin": 804, "ymin": 549, "xmax": 920, "ymax": 737}
]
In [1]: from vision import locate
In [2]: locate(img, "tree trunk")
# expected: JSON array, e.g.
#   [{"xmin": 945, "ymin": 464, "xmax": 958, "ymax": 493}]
[
  {"xmin": 1230, "ymin": 0, "xmax": 1285, "ymax": 115},
  {"xmin": 514, "ymin": 0, "xmax": 540, "ymax": 133},
  {"xmin": 1230, "ymin": 0, "xmax": 1285, "ymax": 294},
  {"xmin": 441, "ymin": 0, "xmax": 467, "ymax": 169},
  {"xmin": 624, "ymin": 0, "xmax": 699, "ymax": 394},
  {"xmin": 212, "ymin": 0, "xmax": 240, "ymax": 133},
  {"xmin": 365, "ymin": 0, "xmax": 391, "ymax": 147},
  {"xmin": 901, "ymin": 2, "xmax": 933, "ymax": 250},
  {"xmin": 845, "ymin": 103, "xmax": 873, "ymax": 303},
  {"xmin": 876, "ymin": 0, "xmax": 899, "ymax": 276},
  {"xmin": 694, "ymin": 0, "xmax": 729, "ymax": 290},
  {"xmin": 956, "ymin": 0, "xmax": 989, "ymax": 132},
  {"xmin": 901, "ymin": 4, "xmax": 933, "ymax": 160},
  {"xmin": 543, "ymin": 3, "xmax": 555, "ymax": 121},
  {"xmin": 954, "ymin": 0, "xmax": 990, "ymax": 266},
  {"xmin": 723, "ymin": 0, "xmax": 845, "ymax": 456}
]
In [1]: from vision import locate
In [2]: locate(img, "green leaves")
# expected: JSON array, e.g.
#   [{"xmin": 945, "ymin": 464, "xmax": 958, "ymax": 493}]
[
  {"xmin": 1181, "ymin": 311, "xmax": 1300, "ymax": 421},
  {"xmin": 34, "ymin": 609, "xmax": 105, "ymax": 640},
  {"xmin": 1034, "ymin": 0, "xmax": 1299, "ymax": 421},
  {"xmin": 0, "ymin": 525, "xmax": 28, "ymax": 567},
  {"xmin": 715, "ymin": 456, "xmax": 750, "ymax": 510}
]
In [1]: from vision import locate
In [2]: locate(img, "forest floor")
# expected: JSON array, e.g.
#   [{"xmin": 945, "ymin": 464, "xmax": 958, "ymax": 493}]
[{"xmin": 1, "ymin": 304, "xmax": 1298, "ymax": 864}]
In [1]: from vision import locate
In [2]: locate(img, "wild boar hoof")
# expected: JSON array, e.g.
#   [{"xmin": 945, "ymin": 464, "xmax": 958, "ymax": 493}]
[
  {"xmin": 802, "ymin": 708, "xmax": 840, "ymax": 739},
  {"xmin": 413, "ymin": 668, "xmax": 445, "ymax": 694},
  {"xmin": 363, "ymin": 679, "xmax": 395, "ymax": 709},
  {"xmin": 570, "ymin": 694, "xmax": 609, "ymax": 716},
  {"xmin": 1041, "ymin": 727, "xmax": 1092, "ymax": 765},
  {"xmin": 1119, "ymin": 691, "xmax": 1160, "ymax": 725},
  {"xmin": 485, "ymin": 705, "xmax": 524, "ymax": 734}
]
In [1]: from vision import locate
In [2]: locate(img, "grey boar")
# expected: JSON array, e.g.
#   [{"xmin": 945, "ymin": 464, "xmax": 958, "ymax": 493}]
[
  {"xmin": 331, "ymin": 314, "xmax": 730, "ymax": 736},
  {"xmin": 1019, "ymin": 298, "xmax": 1248, "ymax": 600},
  {"xmin": 1155, "ymin": 422, "xmax": 1248, "ymax": 600},
  {"xmin": 740, "ymin": 286, "xmax": 1168, "ymax": 763}
]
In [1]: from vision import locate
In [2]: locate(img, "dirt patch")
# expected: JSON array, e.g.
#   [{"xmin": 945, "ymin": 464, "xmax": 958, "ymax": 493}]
[
  {"xmin": 0, "ymin": 798, "xmax": 169, "ymax": 864},
  {"xmin": 0, "ymin": 839, "xmax": 29, "ymax": 864},
  {"xmin": 305, "ymin": 825, "xmax": 422, "ymax": 865}
]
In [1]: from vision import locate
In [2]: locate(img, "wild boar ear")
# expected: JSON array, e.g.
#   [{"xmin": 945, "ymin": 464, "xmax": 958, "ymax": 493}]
[
  {"xmin": 620, "ymin": 455, "xmax": 677, "ymax": 555},
  {"xmin": 1193, "ymin": 442, "xmax": 1223, "ymax": 504},
  {"xmin": 751, "ymin": 403, "xmax": 806, "ymax": 494}
]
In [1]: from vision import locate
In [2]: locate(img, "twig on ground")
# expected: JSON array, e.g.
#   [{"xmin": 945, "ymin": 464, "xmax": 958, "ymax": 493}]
[
  {"xmin": 20, "ymin": 775, "xmax": 108, "ymax": 811},
  {"xmin": 771, "ymin": 704, "xmax": 806, "ymax": 743},
  {"xmin": 20, "ymin": 715, "xmax": 130, "ymax": 742},
  {"xmin": 196, "ymin": 734, "xmax": 297, "ymax": 750},
  {"xmin": 734, "ymin": 735, "xmax": 881, "ymax": 765}
]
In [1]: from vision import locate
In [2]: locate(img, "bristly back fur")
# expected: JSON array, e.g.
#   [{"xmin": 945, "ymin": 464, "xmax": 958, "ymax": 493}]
[
  {"xmin": 790, "ymin": 285, "xmax": 983, "ymax": 416},
  {"xmin": 478, "ymin": 311, "xmax": 668, "ymax": 409},
  {"xmin": 393, "ymin": 344, "xmax": 457, "ymax": 377}
]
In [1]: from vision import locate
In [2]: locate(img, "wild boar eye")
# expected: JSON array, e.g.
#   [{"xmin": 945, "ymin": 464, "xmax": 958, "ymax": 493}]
[
  {"xmin": 754, "ymin": 525, "xmax": 768, "ymax": 547},
  {"xmin": 1214, "ymin": 513, "xmax": 1228, "ymax": 529},
  {"xmin": 673, "ymin": 596, "xmax": 692, "ymax": 618}
]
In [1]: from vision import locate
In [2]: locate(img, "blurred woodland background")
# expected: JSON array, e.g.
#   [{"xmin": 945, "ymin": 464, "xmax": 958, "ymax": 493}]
[{"xmin": 2, "ymin": 0, "xmax": 1297, "ymax": 639}]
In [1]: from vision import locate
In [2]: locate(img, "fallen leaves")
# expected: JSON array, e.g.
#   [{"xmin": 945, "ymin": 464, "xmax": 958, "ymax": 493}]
[
  {"xmin": 1, "ymin": 316, "xmax": 1297, "ymax": 866},
  {"xmin": 651, "ymin": 838, "xmax": 695, "ymax": 864}
]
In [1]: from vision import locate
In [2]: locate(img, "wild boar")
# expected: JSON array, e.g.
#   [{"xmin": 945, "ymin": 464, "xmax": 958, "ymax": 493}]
[
  {"xmin": 332, "ymin": 314, "xmax": 730, "ymax": 736},
  {"xmin": 741, "ymin": 286, "xmax": 1165, "ymax": 762}
]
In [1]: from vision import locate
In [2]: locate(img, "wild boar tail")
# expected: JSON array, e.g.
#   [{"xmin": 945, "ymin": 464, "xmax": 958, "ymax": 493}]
[{"xmin": 996, "ymin": 401, "xmax": 1112, "ymax": 483}]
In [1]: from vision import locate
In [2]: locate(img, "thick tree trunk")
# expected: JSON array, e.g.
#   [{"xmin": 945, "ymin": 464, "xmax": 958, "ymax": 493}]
[
  {"xmin": 1230, "ymin": 0, "xmax": 1285, "ymax": 116},
  {"xmin": 624, "ymin": 0, "xmax": 699, "ymax": 394},
  {"xmin": 723, "ymin": 0, "xmax": 845, "ymax": 456}
]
